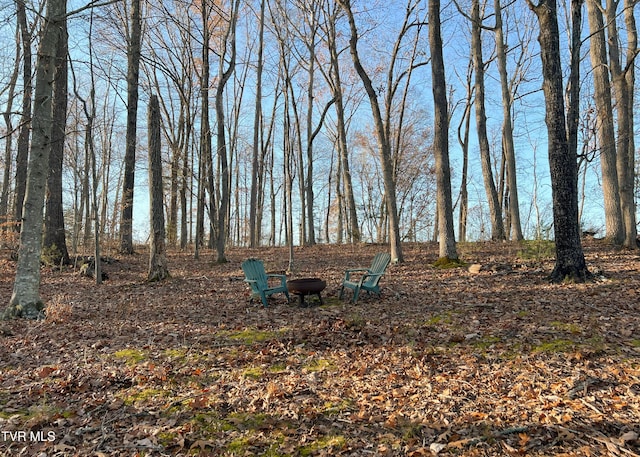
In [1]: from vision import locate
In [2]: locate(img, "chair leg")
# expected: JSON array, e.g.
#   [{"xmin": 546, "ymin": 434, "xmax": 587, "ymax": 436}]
[
  {"xmin": 352, "ymin": 287, "xmax": 360, "ymax": 304},
  {"xmin": 260, "ymin": 293, "xmax": 269, "ymax": 307},
  {"xmin": 339, "ymin": 286, "xmax": 344, "ymax": 299}
]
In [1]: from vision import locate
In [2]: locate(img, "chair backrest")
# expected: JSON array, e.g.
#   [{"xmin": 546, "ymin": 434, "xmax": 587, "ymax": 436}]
[
  {"xmin": 365, "ymin": 252, "xmax": 391, "ymax": 286},
  {"xmin": 241, "ymin": 258, "xmax": 268, "ymax": 291}
]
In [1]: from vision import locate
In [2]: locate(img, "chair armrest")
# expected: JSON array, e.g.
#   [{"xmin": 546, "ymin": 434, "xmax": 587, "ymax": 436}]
[
  {"xmin": 266, "ymin": 274, "xmax": 287, "ymax": 286},
  {"xmin": 344, "ymin": 268, "xmax": 369, "ymax": 281},
  {"xmin": 361, "ymin": 272, "xmax": 383, "ymax": 282}
]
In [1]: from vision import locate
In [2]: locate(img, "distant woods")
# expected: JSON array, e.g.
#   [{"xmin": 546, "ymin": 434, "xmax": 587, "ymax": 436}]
[{"xmin": 0, "ymin": 0, "xmax": 637, "ymax": 261}]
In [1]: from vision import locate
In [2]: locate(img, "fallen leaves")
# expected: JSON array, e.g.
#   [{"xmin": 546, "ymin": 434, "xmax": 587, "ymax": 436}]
[{"xmin": 0, "ymin": 241, "xmax": 638, "ymax": 455}]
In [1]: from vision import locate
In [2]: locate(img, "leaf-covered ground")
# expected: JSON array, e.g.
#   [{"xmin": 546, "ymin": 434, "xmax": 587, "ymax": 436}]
[{"xmin": 0, "ymin": 240, "xmax": 639, "ymax": 456}]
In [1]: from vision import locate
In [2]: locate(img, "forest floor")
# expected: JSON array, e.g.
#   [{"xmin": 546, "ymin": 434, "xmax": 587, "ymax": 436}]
[{"xmin": 0, "ymin": 240, "xmax": 639, "ymax": 457}]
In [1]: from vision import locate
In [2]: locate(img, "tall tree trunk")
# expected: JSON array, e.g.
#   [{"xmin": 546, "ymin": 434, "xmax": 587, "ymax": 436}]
[
  {"xmin": 527, "ymin": 0, "xmax": 589, "ymax": 282},
  {"xmin": 586, "ymin": 0, "xmax": 624, "ymax": 245},
  {"xmin": 493, "ymin": 0, "xmax": 523, "ymax": 241},
  {"xmin": 214, "ymin": 0, "xmax": 239, "ymax": 264},
  {"xmin": 4, "ymin": 0, "xmax": 66, "ymax": 319},
  {"xmin": 44, "ymin": 11, "xmax": 69, "ymax": 266},
  {"xmin": 180, "ymin": 132, "xmax": 189, "ymax": 249},
  {"xmin": 13, "ymin": 0, "xmax": 32, "ymax": 230},
  {"xmin": 606, "ymin": 0, "xmax": 638, "ymax": 248},
  {"xmin": 324, "ymin": 4, "xmax": 360, "ymax": 243},
  {"xmin": 471, "ymin": 0, "xmax": 505, "ymax": 241},
  {"xmin": 429, "ymin": 0, "xmax": 458, "ymax": 260},
  {"xmin": 304, "ymin": 13, "xmax": 317, "ymax": 247},
  {"xmin": 249, "ymin": 0, "xmax": 265, "ymax": 248},
  {"xmin": 457, "ymin": 66, "xmax": 472, "ymax": 243},
  {"xmin": 338, "ymin": 0, "xmax": 403, "ymax": 262},
  {"xmin": 195, "ymin": 0, "xmax": 211, "ymax": 259},
  {"xmin": 147, "ymin": 95, "xmax": 170, "ymax": 281},
  {"xmin": 621, "ymin": 0, "xmax": 637, "ymax": 248},
  {"xmin": 88, "ymin": 85, "xmax": 102, "ymax": 285},
  {"xmin": 120, "ymin": 0, "xmax": 142, "ymax": 254},
  {"xmin": 72, "ymin": 10, "xmax": 101, "ymax": 283},
  {"xmin": 0, "ymin": 22, "xmax": 20, "ymax": 225}
]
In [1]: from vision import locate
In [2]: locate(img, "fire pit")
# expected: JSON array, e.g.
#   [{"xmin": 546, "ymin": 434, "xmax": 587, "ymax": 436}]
[{"xmin": 287, "ymin": 278, "xmax": 327, "ymax": 307}]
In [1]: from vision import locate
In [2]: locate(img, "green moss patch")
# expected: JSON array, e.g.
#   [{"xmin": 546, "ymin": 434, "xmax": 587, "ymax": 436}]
[
  {"xmin": 433, "ymin": 257, "xmax": 467, "ymax": 269},
  {"xmin": 114, "ymin": 348, "xmax": 147, "ymax": 365}
]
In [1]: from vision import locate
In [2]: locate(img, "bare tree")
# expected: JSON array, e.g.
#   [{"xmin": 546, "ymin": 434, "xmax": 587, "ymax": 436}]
[
  {"xmin": 586, "ymin": 0, "xmax": 623, "ymax": 245},
  {"xmin": 526, "ymin": 0, "xmax": 590, "ymax": 282},
  {"xmin": 429, "ymin": 0, "xmax": 458, "ymax": 260},
  {"xmin": 492, "ymin": 0, "xmax": 524, "ymax": 241},
  {"xmin": 249, "ymin": 0, "xmax": 266, "ymax": 248},
  {"xmin": 44, "ymin": 9, "xmax": 70, "ymax": 266},
  {"xmin": 119, "ymin": 0, "xmax": 142, "ymax": 254},
  {"xmin": 318, "ymin": 0, "xmax": 361, "ymax": 243},
  {"xmin": 71, "ymin": 10, "xmax": 102, "ymax": 284},
  {"xmin": 337, "ymin": 0, "xmax": 427, "ymax": 263},
  {"xmin": 13, "ymin": 0, "xmax": 34, "ymax": 230},
  {"xmin": 455, "ymin": 59, "xmax": 473, "ymax": 242},
  {"xmin": 0, "ymin": 19, "xmax": 20, "ymax": 225},
  {"xmin": 605, "ymin": 0, "xmax": 638, "ymax": 248},
  {"xmin": 147, "ymin": 95, "xmax": 170, "ymax": 281},
  {"xmin": 195, "ymin": 0, "xmax": 212, "ymax": 259},
  {"xmin": 4, "ymin": 0, "xmax": 66, "ymax": 319},
  {"xmin": 461, "ymin": 0, "xmax": 506, "ymax": 241},
  {"xmin": 214, "ymin": 0, "xmax": 241, "ymax": 264}
]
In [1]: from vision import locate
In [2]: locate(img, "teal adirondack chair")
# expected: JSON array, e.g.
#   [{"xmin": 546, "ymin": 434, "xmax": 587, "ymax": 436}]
[
  {"xmin": 339, "ymin": 252, "xmax": 391, "ymax": 303},
  {"xmin": 241, "ymin": 258, "xmax": 290, "ymax": 307}
]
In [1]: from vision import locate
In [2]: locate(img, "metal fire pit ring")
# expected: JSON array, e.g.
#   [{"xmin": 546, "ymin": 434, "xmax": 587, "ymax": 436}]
[{"xmin": 286, "ymin": 278, "xmax": 327, "ymax": 307}]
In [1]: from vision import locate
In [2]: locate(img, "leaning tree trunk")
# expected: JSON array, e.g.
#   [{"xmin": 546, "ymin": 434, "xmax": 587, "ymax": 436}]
[
  {"xmin": 338, "ymin": 0, "xmax": 403, "ymax": 262},
  {"xmin": 327, "ymin": 9, "xmax": 360, "ymax": 243},
  {"xmin": 147, "ymin": 95, "xmax": 170, "ymax": 281},
  {"xmin": 527, "ymin": 0, "xmax": 589, "ymax": 282},
  {"xmin": 4, "ymin": 0, "xmax": 66, "ymax": 319}
]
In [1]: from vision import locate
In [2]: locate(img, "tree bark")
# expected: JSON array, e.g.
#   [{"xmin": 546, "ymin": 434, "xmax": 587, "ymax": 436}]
[
  {"xmin": 44, "ymin": 11, "xmax": 69, "ymax": 266},
  {"xmin": 249, "ymin": 0, "xmax": 266, "ymax": 248},
  {"xmin": 120, "ymin": 0, "xmax": 142, "ymax": 254},
  {"xmin": 0, "ymin": 21, "xmax": 20, "ymax": 225},
  {"xmin": 621, "ymin": 0, "xmax": 638, "ymax": 248},
  {"xmin": 13, "ymin": 0, "xmax": 32, "ymax": 230},
  {"xmin": 4, "ymin": 0, "xmax": 66, "ymax": 319},
  {"xmin": 429, "ymin": 0, "xmax": 458, "ymax": 260},
  {"xmin": 586, "ymin": 0, "xmax": 623, "ymax": 245},
  {"xmin": 527, "ymin": 0, "xmax": 589, "ymax": 282},
  {"xmin": 195, "ymin": 0, "xmax": 211, "ymax": 259},
  {"xmin": 214, "ymin": 0, "xmax": 240, "ymax": 264},
  {"xmin": 606, "ymin": 0, "xmax": 638, "ymax": 248},
  {"xmin": 338, "ymin": 0, "xmax": 403, "ymax": 262},
  {"xmin": 470, "ymin": 0, "xmax": 505, "ymax": 241},
  {"xmin": 324, "ymin": 3, "xmax": 360, "ymax": 243},
  {"xmin": 147, "ymin": 95, "xmax": 170, "ymax": 281},
  {"xmin": 493, "ymin": 0, "xmax": 523, "ymax": 241}
]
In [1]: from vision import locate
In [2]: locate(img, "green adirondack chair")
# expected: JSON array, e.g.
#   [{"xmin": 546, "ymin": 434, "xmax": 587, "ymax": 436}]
[
  {"xmin": 339, "ymin": 252, "xmax": 391, "ymax": 304},
  {"xmin": 241, "ymin": 258, "xmax": 290, "ymax": 307}
]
